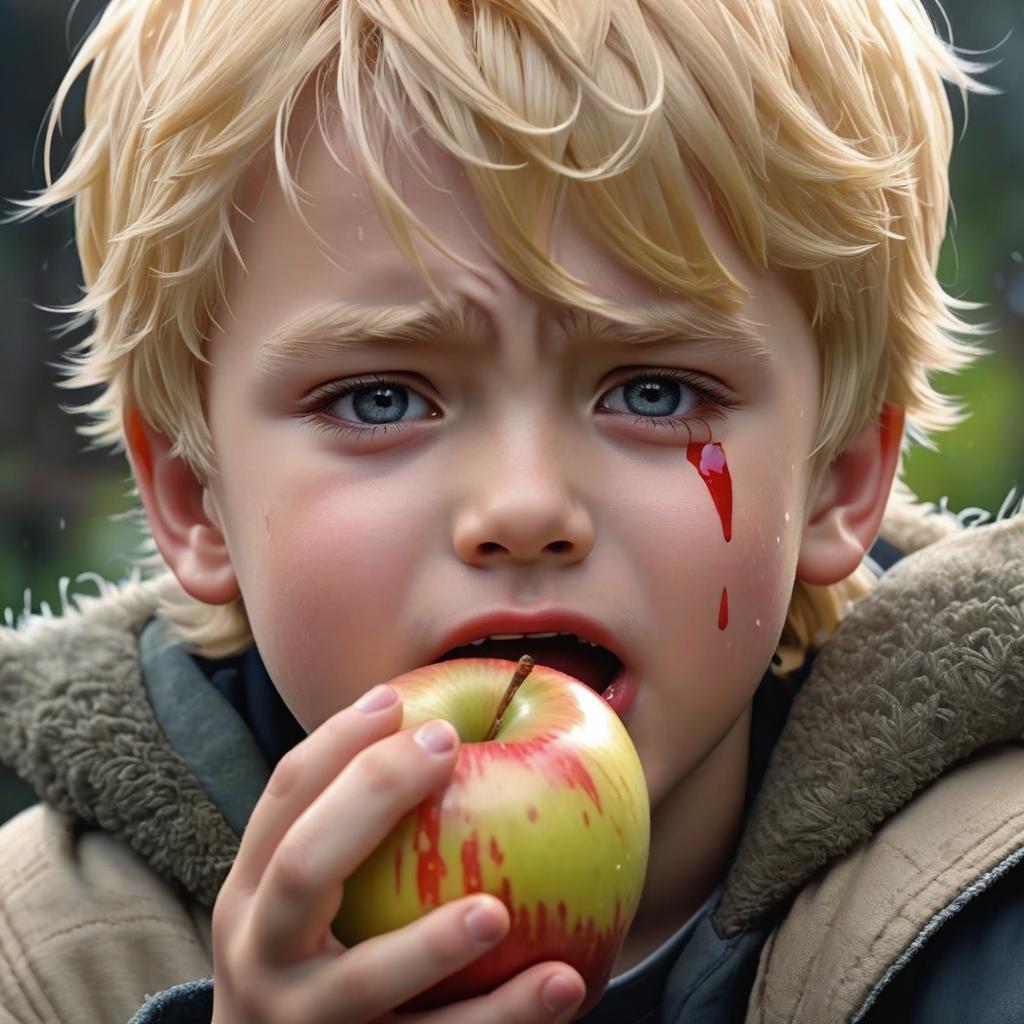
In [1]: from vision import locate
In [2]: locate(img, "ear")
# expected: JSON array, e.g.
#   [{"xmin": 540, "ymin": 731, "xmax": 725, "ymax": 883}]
[
  {"xmin": 796, "ymin": 404, "xmax": 905, "ymax": 586},
  {"xmin": 125, "ymin": 406, "xmax": 241, "ymax": 604}
]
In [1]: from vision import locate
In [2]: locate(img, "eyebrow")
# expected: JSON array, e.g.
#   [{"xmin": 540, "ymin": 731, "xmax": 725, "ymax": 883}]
[{"xmin": 252, "ymin": 296, "xmax": 771, "ymax": 379}]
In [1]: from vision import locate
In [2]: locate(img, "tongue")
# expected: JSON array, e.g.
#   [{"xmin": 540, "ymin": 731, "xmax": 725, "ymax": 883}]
[{"xmin": 440, "ymin": 636, "xmax": 621, "ymax": 691}]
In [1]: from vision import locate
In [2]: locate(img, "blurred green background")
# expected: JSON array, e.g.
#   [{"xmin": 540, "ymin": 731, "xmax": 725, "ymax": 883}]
[{"xmin": 1, "ymin": 0, "xmax": 1022, "ymax": 823}]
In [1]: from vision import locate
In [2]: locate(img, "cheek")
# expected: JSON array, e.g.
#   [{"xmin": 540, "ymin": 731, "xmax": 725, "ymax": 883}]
[
  {"xmin": 238, "ymin": 474, "xmax": 421, "ymax": 725},
  {"xmin": 633, "ymin": 441, "xmax": 801, "ymax": 672}
]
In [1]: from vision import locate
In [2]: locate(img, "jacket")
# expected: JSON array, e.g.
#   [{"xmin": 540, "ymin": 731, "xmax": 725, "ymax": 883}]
[{"xmin": 1, "ymin": 497, "xmax": 1023, "ymax": 1023}]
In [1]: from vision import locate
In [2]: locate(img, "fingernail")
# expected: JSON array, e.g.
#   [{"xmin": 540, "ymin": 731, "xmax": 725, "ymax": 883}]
[
  {"xmin": 414, "ymin": 719, "xmax": 457, "ymax": 755},
  {"xmin": 464, "ymin": 902, "xmax": 506, "ymax": 946},
  {"xmin": 354, "ymin": 684, "xmax": 397, "ymax": 714},
  {"xmin": 542, "ymin": 974, "xmax": 583, "ymax": 1016}
]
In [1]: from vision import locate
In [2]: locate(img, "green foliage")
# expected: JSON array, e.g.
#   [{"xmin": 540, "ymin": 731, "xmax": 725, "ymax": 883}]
[{"xmin": 903, "ymin": 349, "xmax": 1023, "ymax": 513}]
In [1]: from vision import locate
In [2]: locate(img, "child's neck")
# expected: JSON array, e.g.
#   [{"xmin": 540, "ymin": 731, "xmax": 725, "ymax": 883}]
[{"xmin": 613, "ymin": 703, "xmax": 752, "ymax": 975}]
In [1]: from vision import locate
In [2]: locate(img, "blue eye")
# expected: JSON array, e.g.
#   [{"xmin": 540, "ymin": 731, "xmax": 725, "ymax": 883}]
[
  {"xmin": 603, "ymin": 372, "xmax": 698, "ymax": 419},
  {"xmin": 302, "ymin": 368, "xmax": 733, "ymax": 442},
  {"xmin": 329, "ymin": 380, "xmax": 428, "ymax": 426}
]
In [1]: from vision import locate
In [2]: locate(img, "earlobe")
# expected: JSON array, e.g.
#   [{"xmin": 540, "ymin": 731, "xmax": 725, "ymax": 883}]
[
  {"xmin": 125, "ymin": 406, "xmax": 240, "ymax": 604},
  {"xmin": 795, "ymin": 404, "xmax": 905, "ymax": 586}
]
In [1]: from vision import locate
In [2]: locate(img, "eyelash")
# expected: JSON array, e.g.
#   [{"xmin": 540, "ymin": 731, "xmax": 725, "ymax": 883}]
[{"xmin": 302, "ymin": 368, "xmax": 737, "ymax": 443}]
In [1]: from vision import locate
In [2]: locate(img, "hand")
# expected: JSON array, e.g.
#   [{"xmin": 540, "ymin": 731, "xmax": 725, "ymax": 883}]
[{"xmin": 209, "ymin": 683, "xmax": 587, "ymax": 1023}]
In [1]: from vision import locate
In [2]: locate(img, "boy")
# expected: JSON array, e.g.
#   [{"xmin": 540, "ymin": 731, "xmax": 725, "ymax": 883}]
[{"xmin": 2, "ymin": 0, "xmax": 1023, "ymax": 1021}]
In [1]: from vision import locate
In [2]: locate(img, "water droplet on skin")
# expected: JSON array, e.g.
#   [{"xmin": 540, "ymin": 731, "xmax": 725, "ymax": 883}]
[
  {"xmin": 356, "ymin": 224, "xmax": 365, "ymax": 242},
  {"xmin": 756, "ymin": 619, "xmax": 761, "ymax": 627},
  {"xmin": 784, "ymin": 512, "xmax": 790, "ymax": 523},
  {"xmin": 776, "ymin": 536, "xmax": 781, "ymax": 544}
]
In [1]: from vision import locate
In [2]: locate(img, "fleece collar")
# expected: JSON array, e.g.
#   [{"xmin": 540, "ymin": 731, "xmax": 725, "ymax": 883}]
[
  {"xmin": 1, "ymin": 504, "xmax": 1022, "ymax": 926},
  {"xmin": 715, "ymin": 509, "xmax": 1024, "ymax": 935},
  {"xmin": 0, "ymin": 573, "xmax": 237, "ymax": 908}
]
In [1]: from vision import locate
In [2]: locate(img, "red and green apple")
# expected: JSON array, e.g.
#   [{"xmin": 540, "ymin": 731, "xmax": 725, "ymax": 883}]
[{"xmin": 332, "ymin": 655, "xmax": 651, "ymax": 1015}]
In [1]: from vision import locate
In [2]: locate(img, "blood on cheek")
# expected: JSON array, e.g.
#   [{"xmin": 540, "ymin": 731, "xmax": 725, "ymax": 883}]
[{"xmin": 685, "ymin": 441, "xmax": 733, "ymax": 631}]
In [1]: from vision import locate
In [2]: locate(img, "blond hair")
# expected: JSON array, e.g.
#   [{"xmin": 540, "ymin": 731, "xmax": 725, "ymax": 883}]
[{"xmin": 10, "ymin": 0, "xmax": 992, "ymax": 662}]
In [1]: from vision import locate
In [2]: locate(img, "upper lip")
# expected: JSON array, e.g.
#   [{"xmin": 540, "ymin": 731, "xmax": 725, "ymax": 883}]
[{"xmin": 428, "ymin": 610, "xmax": 630, "ymax": 669}]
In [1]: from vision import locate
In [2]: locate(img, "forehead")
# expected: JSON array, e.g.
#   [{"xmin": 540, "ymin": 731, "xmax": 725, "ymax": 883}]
[{"xmin": 222, "ymin": 94, "xmax": 799, "ymax": 373}]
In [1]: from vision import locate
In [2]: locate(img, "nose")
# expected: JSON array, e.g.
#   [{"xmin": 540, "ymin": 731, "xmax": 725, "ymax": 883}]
[{"xmin": 450, "ymin": 435, "xmax": 595, "ymax": 567}]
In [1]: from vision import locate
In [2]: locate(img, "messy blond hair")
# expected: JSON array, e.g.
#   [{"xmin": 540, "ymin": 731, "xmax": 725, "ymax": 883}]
[{"xmin": 11, "ymin": 0, "xmax": 991, "ymax": 662}]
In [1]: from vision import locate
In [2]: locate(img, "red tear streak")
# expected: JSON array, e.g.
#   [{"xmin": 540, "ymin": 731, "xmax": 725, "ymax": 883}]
[
  {"xmin": 718, "ymin": 587, "xmax": 729, "ymax": 630},
  {"xmin": 687, "ymin": 442, "xmax": 733, "ymax": 542}
]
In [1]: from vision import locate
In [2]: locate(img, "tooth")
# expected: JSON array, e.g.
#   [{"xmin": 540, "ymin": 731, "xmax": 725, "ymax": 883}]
[{"xmin": 460, "ymin": 631, "xmax": 605, "ymax": 646}]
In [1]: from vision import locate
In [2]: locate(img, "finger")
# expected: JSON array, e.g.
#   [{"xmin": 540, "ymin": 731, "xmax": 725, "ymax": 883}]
[
  {"xmin": 403, "ymin": 961, "xmax": 587, "ymax": 1024},
  {"xmin": 250, "ymin": 717, "xmax": 461, "ymax": 963},
  {"xmin": 297, "ymin": 893, "xmax": 510, "ymax": 1022},
  {"xmin": 227, "ymin": 684, "xmax": 404, "ymax": 895}
]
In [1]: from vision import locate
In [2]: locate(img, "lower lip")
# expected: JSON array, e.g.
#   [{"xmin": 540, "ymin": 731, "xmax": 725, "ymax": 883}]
[{"xmin": 600, "ymin": 664, "xmax": 639, "ymax": 722}]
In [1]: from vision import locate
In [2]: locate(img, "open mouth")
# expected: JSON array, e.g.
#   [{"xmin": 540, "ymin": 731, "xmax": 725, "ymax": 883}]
[
  {"xmin": 438, "ymin": 635, "xmax": 623, "ymax": 693},
  {"xmin": 436, "ymin": 634, "xmax": 642, "ymax": 723}
]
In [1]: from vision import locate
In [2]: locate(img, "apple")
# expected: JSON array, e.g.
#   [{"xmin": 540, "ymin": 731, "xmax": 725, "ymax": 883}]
[{"xmin": 332, "ymin": 655, "xmax": 650, "ymax": 1016}]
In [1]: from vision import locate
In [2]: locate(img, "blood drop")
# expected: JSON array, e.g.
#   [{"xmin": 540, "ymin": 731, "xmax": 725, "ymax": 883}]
[{"xmin": 686, "ymin": 442, "xmax": 733, "ymax": 542}]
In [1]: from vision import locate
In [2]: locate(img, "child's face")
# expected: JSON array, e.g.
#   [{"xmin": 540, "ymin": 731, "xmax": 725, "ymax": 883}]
[{"xmin": 197, "ymin": 112, "xmax": 821, "ymax": 808}]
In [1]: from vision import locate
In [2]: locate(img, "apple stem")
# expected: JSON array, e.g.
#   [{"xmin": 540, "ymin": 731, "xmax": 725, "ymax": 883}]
[{"xmin": 483, "ymin": 655, "xmax": 535, "ymax": 742}]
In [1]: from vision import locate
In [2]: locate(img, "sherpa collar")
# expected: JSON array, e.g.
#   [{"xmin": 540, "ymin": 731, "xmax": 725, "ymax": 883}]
[
  {"xmin": 715, "ymin": 508, "xmax": 1024, "ymax": 935},
  {"xmin": 1, "ymin": 502, "xmax": 1022, "ymax": 927},
  {"xmin": 0, "ymin": 573, "xmax": 236, "ymax": 909}
]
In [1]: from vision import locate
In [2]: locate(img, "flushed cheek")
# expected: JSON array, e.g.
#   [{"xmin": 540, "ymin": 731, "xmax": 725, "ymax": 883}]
[
  {"xmin": 244, "ymin": 484, "xmax": 423, "ymax": 728},
  {"xmin": 634, "ymin": 441, "xmax": 752, "ymax": 632},
  {"xmin": 636, "ymin": 440, "xmax": 794, "ymax": 683}
]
